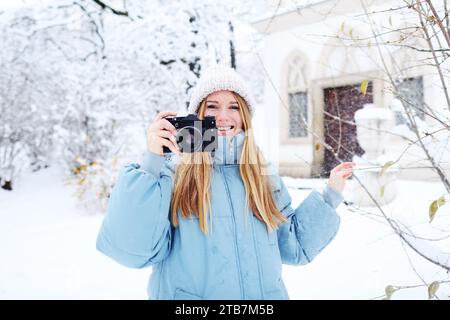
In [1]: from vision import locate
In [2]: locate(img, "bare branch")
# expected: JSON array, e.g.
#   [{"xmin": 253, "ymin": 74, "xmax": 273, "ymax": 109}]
[
  {"xmin": 425, "ymin": 0, "xmax": 450, "ymax": 47},
  {"xmin": 90, "ymin": 0, "xmax": 130, "ymax": 18},
  {"xmin": 360, "ymin": 0, "xmax": 450, "ymax": 193},
  {"xmin": 415, "ymin": 0, "xmax": 450, "ymax": 111}
]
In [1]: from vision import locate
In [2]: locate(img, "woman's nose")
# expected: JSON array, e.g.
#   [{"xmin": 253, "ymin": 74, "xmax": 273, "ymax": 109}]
[{"xmin": 215, "ymin": 108, "xmax": 230, "ymax": 120}]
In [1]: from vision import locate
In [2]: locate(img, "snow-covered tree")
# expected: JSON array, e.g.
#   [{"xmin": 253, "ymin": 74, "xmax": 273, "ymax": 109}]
[
  {"xmin": 0, "ymin": 7, "xmax": 69, "ymax": 189},
  {"xmin": 1, "ymin": 0, "xmax": 252, "ymax": 212}
]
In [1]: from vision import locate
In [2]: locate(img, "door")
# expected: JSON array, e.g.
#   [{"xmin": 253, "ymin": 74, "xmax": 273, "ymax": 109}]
[{"xmin": 323, "ymin": 83, "xmax": 373, "ymax": 176}]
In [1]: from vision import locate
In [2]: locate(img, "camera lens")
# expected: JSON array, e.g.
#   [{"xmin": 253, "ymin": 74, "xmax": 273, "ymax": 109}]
[{"xmin": 176, "ymin": 126, "xmax": 203, "ymax": 152}]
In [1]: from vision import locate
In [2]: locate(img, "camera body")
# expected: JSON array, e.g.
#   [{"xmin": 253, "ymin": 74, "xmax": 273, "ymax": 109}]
[{"xmin": 163, "ymin": 114, "xmax": 218, "ymax": 153}]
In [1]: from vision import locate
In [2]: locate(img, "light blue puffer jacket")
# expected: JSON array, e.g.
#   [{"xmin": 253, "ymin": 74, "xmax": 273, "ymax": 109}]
[{"xmin": 96, "ymin": 132, "xmax": 343, "ymax": 300}]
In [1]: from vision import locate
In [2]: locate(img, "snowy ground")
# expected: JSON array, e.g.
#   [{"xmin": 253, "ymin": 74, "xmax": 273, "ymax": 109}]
[{"xmin": 1, "ymin": 166, "xmax": 449, "ymax": 300}]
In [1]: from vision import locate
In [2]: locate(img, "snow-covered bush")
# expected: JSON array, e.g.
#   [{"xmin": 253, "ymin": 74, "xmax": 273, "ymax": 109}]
[{"xmin": 66, "ymin": 155, "xmax": 122, "ymax": 214}]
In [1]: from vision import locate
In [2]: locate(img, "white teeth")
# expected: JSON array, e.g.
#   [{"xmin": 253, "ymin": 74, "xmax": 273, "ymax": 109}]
[{"xmin": 218, "ymin": 126, "xmax": 232, "ymax": 130}]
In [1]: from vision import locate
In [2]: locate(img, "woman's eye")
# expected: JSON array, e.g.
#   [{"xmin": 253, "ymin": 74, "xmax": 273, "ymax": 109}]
[
  {"xmin": 207, "ymin": 105, "xmax": 216, "ymax": 109},
  {"xmin": 230, "ymin": 106, "xmax": 239, "ymax": 110}
]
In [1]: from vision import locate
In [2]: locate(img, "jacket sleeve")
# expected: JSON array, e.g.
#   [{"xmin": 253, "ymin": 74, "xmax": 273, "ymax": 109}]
[
  {"xmin": 96, "ymin": 152, "xmax": 174, "ymax": 269},
  {"xmin": 274, "ymin": 177, "xmax": 342, "ymax": 265}
]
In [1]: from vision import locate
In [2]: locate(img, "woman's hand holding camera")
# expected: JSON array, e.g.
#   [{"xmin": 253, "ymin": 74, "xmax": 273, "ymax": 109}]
[
  {"xmin": 327, "ymin": 162, "xmax": 355, "ymax": 194},
  {"xmin": 147, "ymin": 111, "xmax": 180, "ymax": 155}
]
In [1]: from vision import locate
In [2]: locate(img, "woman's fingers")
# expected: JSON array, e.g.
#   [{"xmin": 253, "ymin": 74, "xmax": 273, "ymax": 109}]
[
  {"xmin": 338, "ymin": 162, "xmax": 355, "ymax": 169},
  {"xmin": 331, "ymin": 162, "xmax": 345, "ymax": 172},
  {"xmin": 342, "ymin": 172, "xmax": 353, "ymax": 179},
  {"xmin": 331, "ymin": 168, "xmax": 353, "ymax": 181},
  {"xmin": 328, "ymin": 162, "xmax": 354, "ymax": 193},
  {"xmin": 337, "ymin": 168, "xmax": 353, "ymax": 176},
  {"xmin": 157, "ymin": 119, "xmax": 177, "ymax": 134},
  {"xmin": 333, "ymin": 162, "xmax": 355, "ymax": 173},
  {"xmin": 157, "ymin": 136, "xmax": 180, "ymax": 155},
  {"xmin": 155, "ymin": 111, "xmax": 177, "ymax": 121},
  {"xmin": 147, "ymin": 111, "xmax": 178, "ymax": 155},
  {"xmin": 156, "ymin": 129, "xmax": 177, "ymax": 145}
]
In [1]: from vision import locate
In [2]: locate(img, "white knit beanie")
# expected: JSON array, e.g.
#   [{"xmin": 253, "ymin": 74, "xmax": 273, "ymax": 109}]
[{"xmin": 188, "ymin": 64, "xmax": 255, "ymax": 116}]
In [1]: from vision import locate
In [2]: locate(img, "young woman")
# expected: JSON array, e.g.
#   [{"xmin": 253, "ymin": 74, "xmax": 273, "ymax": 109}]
[{"xmin": 96, "ymin": 64, "xmax": 354, "ymax": 300}]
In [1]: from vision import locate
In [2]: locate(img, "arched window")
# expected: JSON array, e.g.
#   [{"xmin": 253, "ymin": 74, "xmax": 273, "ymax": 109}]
[{"xmin": 286, "ymin": 55, "xmax": 308, "ymax": 138}]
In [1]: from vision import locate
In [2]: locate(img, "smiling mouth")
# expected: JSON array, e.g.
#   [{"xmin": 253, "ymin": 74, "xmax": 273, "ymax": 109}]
[{"xmin": 217, "ymin": 126, "xmax": 234, "ymax": 133}]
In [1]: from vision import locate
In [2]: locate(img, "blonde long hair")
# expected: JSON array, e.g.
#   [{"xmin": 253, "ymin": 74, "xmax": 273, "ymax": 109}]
[{"xmin": 171, "ymin": 93, "xmax": 287, "ymax": 234}]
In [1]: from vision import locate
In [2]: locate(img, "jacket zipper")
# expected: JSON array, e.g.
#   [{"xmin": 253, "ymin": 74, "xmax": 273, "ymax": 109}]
[{"xmin": 220, "ymin": 166, "xmax": 244, "ymax": 299}]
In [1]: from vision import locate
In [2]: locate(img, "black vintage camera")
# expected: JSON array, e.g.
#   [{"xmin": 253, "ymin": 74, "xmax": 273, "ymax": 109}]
[{"xmin": 162, "ymin": 114, "xmax": 218, "ymax": 153}]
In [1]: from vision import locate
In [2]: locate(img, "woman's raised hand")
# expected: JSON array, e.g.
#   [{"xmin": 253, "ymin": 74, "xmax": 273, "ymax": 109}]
[
  {"xmin": 146, "ymin": 111, "xmax": 180, "ymax": 155},
  {"xmin": 327, "ymin": 162, "xmax": 355, "ymax": 194}
]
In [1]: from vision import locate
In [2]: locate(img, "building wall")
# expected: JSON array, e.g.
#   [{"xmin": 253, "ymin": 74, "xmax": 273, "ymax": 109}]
[{"xmin": 252, "ymin": 0, "xmax": 449, "ymax": 179}]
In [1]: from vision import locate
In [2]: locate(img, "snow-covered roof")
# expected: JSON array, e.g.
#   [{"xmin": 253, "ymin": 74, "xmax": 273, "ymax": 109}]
[{"xmin": 251, "ymin": 0, "xmax": 386, "ymax": 34}]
